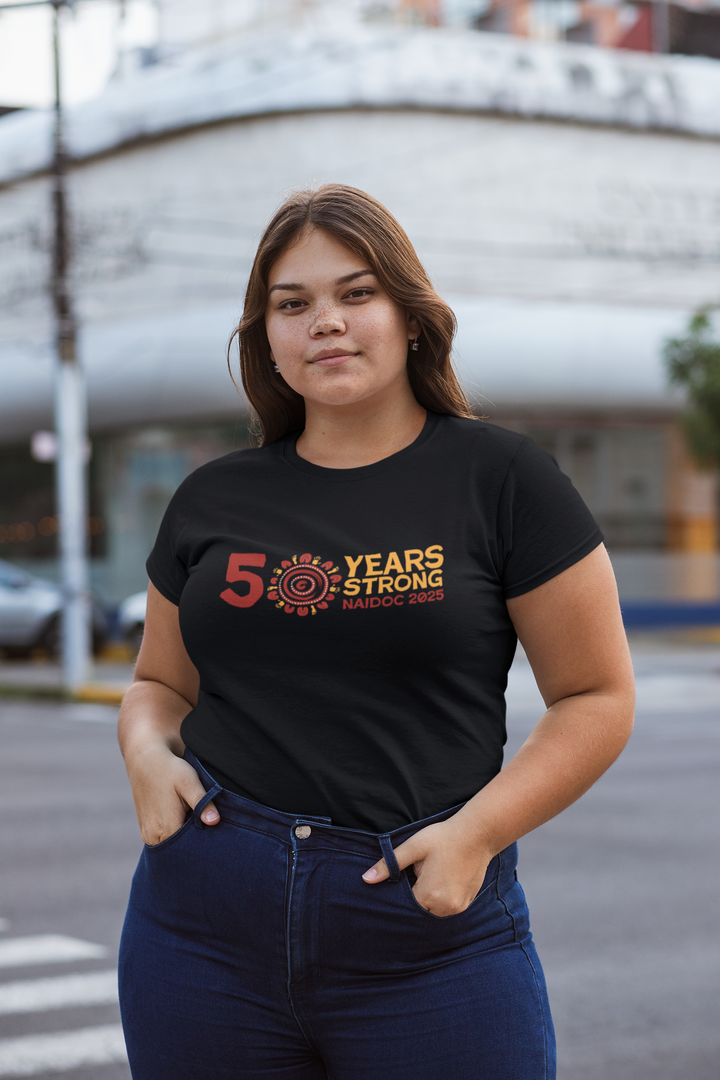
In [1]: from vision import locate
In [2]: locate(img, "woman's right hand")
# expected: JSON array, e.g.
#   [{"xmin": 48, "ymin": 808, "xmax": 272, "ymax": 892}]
[
  {"xmin": 118, "ymin": 585, "xmax": 219, "ymax": 845},
  {"xmin": 125, "ymin": 741, "xmax": 220, "ymax": 847}
]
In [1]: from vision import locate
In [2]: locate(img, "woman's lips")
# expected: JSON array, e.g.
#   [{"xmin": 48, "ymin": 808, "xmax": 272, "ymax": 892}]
[{"xmin": 310, "ymin": 351, "xmax": 356, "ymax": 368}]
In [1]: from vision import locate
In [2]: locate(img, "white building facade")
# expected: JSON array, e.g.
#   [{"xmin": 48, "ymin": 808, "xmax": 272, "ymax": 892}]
[{"xmin": 1, "ymin": 16, "xmax": 719, "ymax": 603}]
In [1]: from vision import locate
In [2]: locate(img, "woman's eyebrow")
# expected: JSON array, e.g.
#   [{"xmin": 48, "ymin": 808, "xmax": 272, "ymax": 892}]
[
  {"xmin": 335, "ymin": 269, "xmax": 374, "ymax": 285},
  {"xmin": 268, "ymin": 281, "xmax": 303, "ymax": 295},
  {"xmin": 268, "ymin": 269, "xmax": 374, "ymax": 295}
]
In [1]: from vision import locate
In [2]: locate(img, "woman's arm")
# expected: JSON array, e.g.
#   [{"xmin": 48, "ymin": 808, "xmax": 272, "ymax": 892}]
[
  {"xmin": 118, "ymin": 583, "xmax": 220, "ymax": 846},
  {"xmin": 362, "ymin": 544, "xmax": 635, "ymax": 915}
]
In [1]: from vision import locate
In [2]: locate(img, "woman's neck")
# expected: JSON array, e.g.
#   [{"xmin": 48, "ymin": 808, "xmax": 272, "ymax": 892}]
[{"xmin": 295, "ymin": 395, "xmax": 427, "ymax": 469}]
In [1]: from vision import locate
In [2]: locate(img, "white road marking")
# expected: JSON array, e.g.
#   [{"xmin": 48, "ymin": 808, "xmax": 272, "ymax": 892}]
[
  {"xmin": 0, "ymin": 1024, "xmax": 127, "ymax": 1075},
  {"xmin": 0, "ymin": 936, "xmax": 107, "ymax": 969},
  {"xmin": 0, "ymin": 970, "xmax": 118, "ymax": 1016}
]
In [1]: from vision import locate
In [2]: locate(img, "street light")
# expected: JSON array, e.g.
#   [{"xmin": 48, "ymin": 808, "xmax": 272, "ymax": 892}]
[{"xmin": 0, "ymin": 0, "xmax": 114, "ymax": 690}]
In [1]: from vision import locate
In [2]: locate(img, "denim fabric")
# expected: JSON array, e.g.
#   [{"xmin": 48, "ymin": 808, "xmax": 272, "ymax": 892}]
[{"xmin": 119, "ymin": 751, "xmax": 555, "ymax": 1079}]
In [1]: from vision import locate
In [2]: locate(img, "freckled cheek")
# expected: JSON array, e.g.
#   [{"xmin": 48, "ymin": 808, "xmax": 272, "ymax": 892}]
[
  {"xmin": 354, "ymin": 312, "xmax": 397, "ymax": 351},
  {"xmin": 267, "ymin": 321, "xmax": 306, "ymax": 365},
  {"xmin": 362, "ymin": 315, "xmax": 407, "ymax": 358},
  {"xmin": 364, "ymin": 302, "xmax": 406, "ymax": 339}
]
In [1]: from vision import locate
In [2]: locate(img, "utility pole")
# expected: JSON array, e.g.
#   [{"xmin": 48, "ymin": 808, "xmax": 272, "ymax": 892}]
[
  {"xmin": 0, "ymin": 0, "xmax": 128, "ymax": 690},
  {"xmin": 51, "ymin": 0, "xmax": 92, "ymax": 692}
]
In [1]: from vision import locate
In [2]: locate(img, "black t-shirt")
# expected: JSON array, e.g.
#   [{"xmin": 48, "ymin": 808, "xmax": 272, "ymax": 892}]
[{"xmin": 147, "ymin": 413, "xmax": 602, "ymax": 833}]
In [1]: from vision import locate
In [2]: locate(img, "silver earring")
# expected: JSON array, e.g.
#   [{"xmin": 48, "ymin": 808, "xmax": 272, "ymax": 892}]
[
  {"xmin": 411, "ymin": 337, "xmax": 419, "ymax": 352},
  {"xmin": 274, "ymin": 365, "xmax": 280, "ymax": 372}
]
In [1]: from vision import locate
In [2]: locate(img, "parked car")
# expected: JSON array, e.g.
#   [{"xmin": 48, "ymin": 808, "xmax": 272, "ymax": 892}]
[
  {"xmin": 118, "ymin": 590, "xmax": 147, "ymax": 653},
  {"xmin": 0, "ymin": 558, "xmax": 106, "ymax": 657}
]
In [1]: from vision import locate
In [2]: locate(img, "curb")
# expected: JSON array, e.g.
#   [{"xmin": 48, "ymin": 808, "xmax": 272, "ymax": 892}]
[
  {"xmin": 0, "ymin": 683, "xmax": 127, "ymax": 704},
  {"xmin": 74, "ymin": 685, "xmax": 127, "ymax": 705}
]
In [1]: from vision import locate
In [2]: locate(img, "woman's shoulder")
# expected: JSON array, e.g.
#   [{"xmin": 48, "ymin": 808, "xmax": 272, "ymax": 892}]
[
  {"xmin": 167, "ymin": 442, "xmax": 286, "ymax": 505},
  {"xmin": 434, "ymin": 417, "xmax": 566, "ymax": 497},
  {"xmin": 437, "ymin": 415, "xmax": 532, "ymax": 461},
  {"xmin": 187, "ymin": 441, "xmax": 285, "ymax": 479}
]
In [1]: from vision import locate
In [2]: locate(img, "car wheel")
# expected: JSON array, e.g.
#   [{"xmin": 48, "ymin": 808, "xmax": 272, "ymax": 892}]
[{"xmin": 3, "ymin": 644, "xmax": 32, "ymax": 659}]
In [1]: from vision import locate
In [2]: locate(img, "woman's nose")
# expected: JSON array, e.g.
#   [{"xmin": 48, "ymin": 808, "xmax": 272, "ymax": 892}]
[{"xmin": 310, "ymin": 305, "xmax": 345, "ymax": 337}]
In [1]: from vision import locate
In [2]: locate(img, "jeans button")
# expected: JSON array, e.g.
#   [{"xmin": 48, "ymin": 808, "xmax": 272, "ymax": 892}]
[{"xmin": 295, "ymin": 825, "xmax": 312, "ymax": 839}]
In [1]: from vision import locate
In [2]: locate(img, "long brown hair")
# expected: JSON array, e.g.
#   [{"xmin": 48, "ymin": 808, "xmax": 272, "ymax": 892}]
[{"xmin": 229, "ymin": 184, "xmax": 474, "ymax": 446}]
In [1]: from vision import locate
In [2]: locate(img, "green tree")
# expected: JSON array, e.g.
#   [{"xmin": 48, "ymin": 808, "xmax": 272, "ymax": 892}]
[{"xmin": 664, "ymin": 303, "xmax": 720, "ymax": 470}]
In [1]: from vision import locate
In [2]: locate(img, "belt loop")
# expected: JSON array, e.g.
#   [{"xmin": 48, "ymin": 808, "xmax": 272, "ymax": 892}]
[
  {"xmin": 378, "ymin": 834, "xmax": 401, "ymax": 883},
  {"xmin": 192, "ymin": 783, "xmax": 223, "ymax": 829}
]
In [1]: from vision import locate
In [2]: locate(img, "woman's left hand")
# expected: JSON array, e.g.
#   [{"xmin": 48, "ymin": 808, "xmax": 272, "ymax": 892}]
[{"xmin": 362, "ymin": 817, "xmax": 492, "ymax": 918}]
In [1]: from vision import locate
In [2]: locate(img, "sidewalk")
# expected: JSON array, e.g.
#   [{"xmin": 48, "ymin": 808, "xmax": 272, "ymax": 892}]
[{"xmin": 0, "ymin": 650, "xmax": 135, "ymax": 705}]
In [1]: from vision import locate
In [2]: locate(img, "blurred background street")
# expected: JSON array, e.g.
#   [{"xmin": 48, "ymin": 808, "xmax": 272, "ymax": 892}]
[{"xmin": 2, "ymin": 0, "xmax": 720, "ymax": 1075}]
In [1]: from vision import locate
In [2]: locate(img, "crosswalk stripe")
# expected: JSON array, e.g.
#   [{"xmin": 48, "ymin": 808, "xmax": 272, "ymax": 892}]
[
  {"xmin": 0, "ymin": 936, "xmax": 107, "ymax": 970},
  {"xmin": 0, "ymin": 970, "xmax": 118, "ymax": 1016},
  {"xmin": 0, "ymin": 1024, "xmax": 127, "ymax": 1075}
]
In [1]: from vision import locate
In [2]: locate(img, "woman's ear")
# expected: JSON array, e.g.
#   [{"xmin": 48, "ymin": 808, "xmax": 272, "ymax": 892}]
[{"xmin": 407, "ymin": 314, "xmax": 421, "ymax": 340}]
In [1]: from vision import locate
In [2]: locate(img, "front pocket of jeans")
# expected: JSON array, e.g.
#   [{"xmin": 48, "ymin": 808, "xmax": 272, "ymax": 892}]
[
  {"xmin": 400, "ymin": 856, "xmax": 499, "ymax": 921},
  {"xmin": 143, "ymin": 815, "xmax": 194, "ymax": 852}
]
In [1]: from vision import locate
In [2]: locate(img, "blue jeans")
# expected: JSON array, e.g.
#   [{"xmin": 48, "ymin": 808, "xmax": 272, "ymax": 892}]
[{"xmin": 119, "ymin": 751, "xmax": 555, "ymax": 1079}]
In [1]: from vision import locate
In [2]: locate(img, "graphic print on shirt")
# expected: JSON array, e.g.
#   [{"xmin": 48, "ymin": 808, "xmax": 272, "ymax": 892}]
[
  {"xmin": 341, "ymin": 546, "xmax": 443, "ymax": 609},
  {"xmin": 267, "ymin": 553, "xmax": 343, "ymax": 616},
  {"xmin": 219, "ymin": 546, "xmax": 444, "ymax": 615}
]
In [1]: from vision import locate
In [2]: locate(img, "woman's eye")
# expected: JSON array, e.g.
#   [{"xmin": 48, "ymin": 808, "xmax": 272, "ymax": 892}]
[
  {"xmin": 279, "ymin": 299, "xmax": 306, "ymax": 310},
  {"xmin": 346, "ymin": 288, "xmax": 373, "ymax": 300}
]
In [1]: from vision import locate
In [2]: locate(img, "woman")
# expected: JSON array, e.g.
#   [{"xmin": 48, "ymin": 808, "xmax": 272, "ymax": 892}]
[{"xmin": 118, "ymin": 184, "xmax": 634, "ymax": 1080}]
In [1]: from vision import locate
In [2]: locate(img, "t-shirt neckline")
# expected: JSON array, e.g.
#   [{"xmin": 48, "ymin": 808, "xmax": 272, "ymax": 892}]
[{"xmin": 282, "ymin": 410, "xmax": 441, "ymax": 482}]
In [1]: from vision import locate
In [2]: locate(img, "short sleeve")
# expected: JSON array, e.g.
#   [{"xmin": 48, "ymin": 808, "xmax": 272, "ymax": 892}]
[
  {"xmin": 499, "ymin": 438, "xmax": 603, "ymax": 599},
  {"xmin": 145, "ymin": 483, "xmax": 191, "ymax": 606}
]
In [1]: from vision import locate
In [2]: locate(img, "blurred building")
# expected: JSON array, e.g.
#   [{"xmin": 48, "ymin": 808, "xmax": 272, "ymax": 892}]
[
  {"xmin": 404, "ymin": 0, "xmax": 720, "ymax": 56},
  {"xmin": 0, "ymin": 0, "xmax": 719, "ymax": 605}
]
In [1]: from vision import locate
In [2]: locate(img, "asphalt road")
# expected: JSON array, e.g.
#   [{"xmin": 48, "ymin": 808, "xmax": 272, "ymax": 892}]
[{"xmin": 0, "ymin": 644, "xmax": 718, "ymax": 1080}]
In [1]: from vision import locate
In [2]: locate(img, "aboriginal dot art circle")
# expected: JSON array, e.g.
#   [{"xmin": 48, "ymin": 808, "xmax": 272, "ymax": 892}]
[{"xmin": 267, "ymin": 553, "xmax": 343, "ymax": 616}]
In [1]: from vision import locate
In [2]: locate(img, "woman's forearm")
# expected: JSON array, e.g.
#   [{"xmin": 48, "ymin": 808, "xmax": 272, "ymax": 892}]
[
  {"xmin": 363, "ymin": 685, "xmax": 634, "ymax": 916},
  {"xmin": 118, "ymin": 679, "xmax": 194, "ymax": 763},
  {"xmin": 465, "ymin": 544, "xmax": 636, "ymax": 857},
  {"xmin": 118, "ymin": 679, "xmax": 219, "ymax": 845},
  {"xmin": 118, "ymin": 588, "xmax": 215, "ymax": 845},
  {"xmin": 451, "ymin": 687, "xmax": 634, "ymax": 858}
]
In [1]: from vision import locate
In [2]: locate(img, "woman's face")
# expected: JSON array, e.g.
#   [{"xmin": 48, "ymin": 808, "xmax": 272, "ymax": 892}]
[{"xmin": 265, "ymin": 228, "xmax": 418, "ymax": 411}]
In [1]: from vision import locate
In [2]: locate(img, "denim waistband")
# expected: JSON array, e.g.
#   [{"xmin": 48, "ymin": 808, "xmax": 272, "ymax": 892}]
[{"xmin": 183, "ymin": 747, "xmax": 465, "ymax": 860}]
